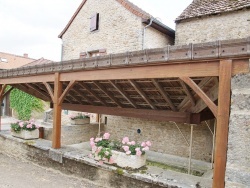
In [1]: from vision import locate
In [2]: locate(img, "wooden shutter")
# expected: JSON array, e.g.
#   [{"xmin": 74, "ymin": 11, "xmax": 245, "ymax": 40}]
[{"xmin": 90, "ymin": 13, "xmax": 99, "ymax": 32}]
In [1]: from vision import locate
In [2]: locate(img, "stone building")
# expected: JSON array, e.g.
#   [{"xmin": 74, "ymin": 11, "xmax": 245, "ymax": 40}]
[
  {"xmin": 175, "ymin": 0, "xmax": 250, "ymax": 187},
  {"xmin": 58, "ymin": 0, "xmax": 215, "ymax": 164}
]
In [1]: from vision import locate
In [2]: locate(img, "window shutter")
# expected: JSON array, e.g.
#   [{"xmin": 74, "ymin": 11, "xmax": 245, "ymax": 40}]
[{"xmin": 90, "ymin": 13, "xmax": 99, "ymax": 32}]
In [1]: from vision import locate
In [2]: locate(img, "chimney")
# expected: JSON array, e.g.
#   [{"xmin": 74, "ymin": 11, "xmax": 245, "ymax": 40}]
[{"xmin": 23, "ymin": 53, "xmax": 28, "ymax": 58}]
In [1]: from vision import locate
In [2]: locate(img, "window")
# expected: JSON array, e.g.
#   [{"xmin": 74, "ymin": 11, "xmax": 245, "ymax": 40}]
[
  {"xmin": 90, "ymin": 13, "xmax": 99, "ymax": 32},
  {"xmin": 0, "ymin": 58, "xmax": 8, "ymax": 63},
  {"xmin": 79, "ymin": 49, "xmax": 106, "ymax": 58}
]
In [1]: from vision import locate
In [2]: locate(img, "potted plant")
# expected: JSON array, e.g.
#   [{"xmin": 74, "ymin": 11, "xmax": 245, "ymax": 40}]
[
  {"xmin": 89, "ymin": 133, "xmax": 152, "ymax": 169},
  {"xmin": 10, "ymin": 119, "xmax": 40, "ymax": 139},
  {"xmin": 70, "ymin": 113, "xmax": 90, "ymax": 125}
]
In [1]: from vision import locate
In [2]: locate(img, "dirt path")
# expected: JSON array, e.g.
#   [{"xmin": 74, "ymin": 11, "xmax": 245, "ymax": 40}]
[{"xmin": 0, "ymin": 153, "xmax": 104, "ymax": 188}]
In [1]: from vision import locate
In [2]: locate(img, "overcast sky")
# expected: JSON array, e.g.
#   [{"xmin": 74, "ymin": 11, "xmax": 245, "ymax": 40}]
[{"xmin": 0, "ymin": 0, "xmax": 192, "ymax": 61}]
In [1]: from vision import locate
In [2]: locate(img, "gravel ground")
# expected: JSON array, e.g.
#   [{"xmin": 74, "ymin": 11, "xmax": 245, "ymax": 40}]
[{"xmin": 0, "ymin": 153, "xmax": 104, "ymax": 188}]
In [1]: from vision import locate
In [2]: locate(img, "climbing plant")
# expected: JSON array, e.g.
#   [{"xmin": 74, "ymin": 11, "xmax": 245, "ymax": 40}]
[{"xmin": 10, "ymin": 88, "xmax": 44, "ymax": 120}]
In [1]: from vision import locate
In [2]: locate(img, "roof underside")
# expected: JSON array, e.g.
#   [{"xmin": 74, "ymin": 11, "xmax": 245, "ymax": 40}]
[
  {"xmin": 176, "ymin": 0, "xmax": 250, "ymax": 22},
  {"xmin": 1, "ymin": 37, "xmax": 249, "ymax": 124}
]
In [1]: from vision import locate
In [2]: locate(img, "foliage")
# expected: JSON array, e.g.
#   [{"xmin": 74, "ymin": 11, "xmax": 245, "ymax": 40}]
[
  {"xmin": 10, "ymin": 88, "xmax": 44, "ymax": 120},
  {"xmin": 11, "ymin": 119, "xmax": 39, "ymax": 133},
  {"xmin": 89, "ymin": 133, "xmax": 152, "ymax": 165},
  {"xmin": 69, "ymin": 113, "xmax": 90, "ymax": 120}
]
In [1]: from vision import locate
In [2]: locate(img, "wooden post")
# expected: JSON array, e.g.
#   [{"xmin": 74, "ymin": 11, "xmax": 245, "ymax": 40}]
[
  {"xmin": 213, "ymin": 60, "xmax": 232, "ymax": 188},
  {"xmin": 52, "ymin": 73, "xmax": 62, "ymax": 149},
  {"xmin": 0, "ymin": 85, "xmax": 2, "ymax": 131}
]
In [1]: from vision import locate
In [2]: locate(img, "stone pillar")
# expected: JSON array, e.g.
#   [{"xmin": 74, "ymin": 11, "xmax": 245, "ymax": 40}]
[{"xmin": 225, "ymin": 73, "xmax": 250, "ymax": 187}]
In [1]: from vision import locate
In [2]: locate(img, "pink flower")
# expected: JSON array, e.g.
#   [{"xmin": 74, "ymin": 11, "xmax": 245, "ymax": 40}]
[
  {"xmin": 126, "ymin": 151, "xmax": 131, "ymax": 155},
  {"xmin": 141, "ymin": 142, "xmax": 146, "ymax": 147},
  {"xmin": 122, "ymin": 146, "xmax": 129, "ymax": 152},
  {"xmin": 90, "ymin": 141, "xmax": 95, "ymax": 147},
  {"xmin": 90, "ymin": 137, "xmax": 94, "ymax": 142},
  {"xmin": 109, "ymin": 157, "xmax": 115, "ymax": 164},
  {"xmin": 103, "ymin": 133, "xmax": 110, "ymax": 140},
  {"xmin": 122, "ymin": 137, "xmax": 129, "ymax": 144},
  {"xmin": 136, "ymin": 150, "xmax": 142, "ymax": 156},
  {"xmin": 135, "ymin": 147, "xmax": 141, "ymax": 152},
  {"xmin": 99, "ymin": 161, "xmax": 104, "ymax": 165},
  {"xmin": 97, "ymin": 147, "xmax": 102, "ymax": 153},
  {"xmin": 95, "ymin": 138, "xmax": 100, "ymax": 142},
  {"xmin": 142, "ymin": 146, "xmax": 149, "ymax": 151},
  {"xmin": 146, "ymin": 141, "xmax": 152, "ymax": 147},
  {"xmin": 27, "ymin": 124, "xmax": 32, "ymax": 128},
  {"xmin": 35, "ymin": 125, "xmax": 40, "ymax": 129},
  {"xmin": 19, "ymin": 122, "xmax": 24, "ymax": 128},
  {"xmin": 92, "ymin": 146, "xmax": 97, "ymax": 153},
  {"xmin": 130, "ymin": 141, "xmax": 135, "ymax": 145}
]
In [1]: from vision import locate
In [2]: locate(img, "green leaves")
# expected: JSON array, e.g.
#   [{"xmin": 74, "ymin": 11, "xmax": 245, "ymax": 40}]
[{"xmin": 10, "ymin": 88, "xmax": 44, "ymax": 120}]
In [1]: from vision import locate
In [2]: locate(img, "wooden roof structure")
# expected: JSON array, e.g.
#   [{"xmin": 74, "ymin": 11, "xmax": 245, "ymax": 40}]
[{"xmin": 0, "ymin": 37, "xmax": 249, "ymax": 187}]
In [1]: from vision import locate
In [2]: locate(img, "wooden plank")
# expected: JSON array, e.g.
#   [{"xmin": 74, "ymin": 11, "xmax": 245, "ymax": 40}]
[
  {"xmin": 0, "ymin": 74, "xmax": 54, "ymax": 84},
  {"xmin": 78, "ymin": 82, "xmax": 108, "ymax": 106},
  {"xmin": 129, "ymin": 80, "xmax": 156, "ymax": 110},
  {"xmin": 180, "ymin": 77, "xmax": 218, "ymax": 117},
  {"xmin": 58, "ymin": 80, "xmax": 76, "ymax": 105},
  {"xmin": 152, "ymin": 79, "xmax": 177, "ymax": 111},
  {"xmin": 0, "ymin": 84, "xmax": 7, "ymax": 97},
  {"xmin": 61, "ymin": 61, "xmax": 220, "ymax": 81},
  {"xmin": 93, "ymin": 81, "xmax": 123, "ymax": 107},
  {"xmin": 43, "ymin": 82, "xmax": 55, "ymax": 103},
  {"xmin": 62, "ymin": 103, "xmax": 192, "ymax": 123},
  {"xmin": 109, "ymin": 80, "xmax": 138, "ymax": 108},
  {"xmin": 2, "ymin": 87, "xmax": 14, "ymax": 98},
  {"xmin": 52, "ymin": 73, "xmax": 62, "ymax": 149},
  {"xmin": 179, "ymin": 80, "xmax": 196, "ymax": 107},
  {"xmin": 191, "ymin": 82, "xmax": 218, "ymax": 113},
  {"xmin": 25, "ymin": 83, "xmax": 51, "ymax": 101},
  {"xmin": 71, "ymin": 88, "xmax": 95, "ymax": 105},
  {"xmin": 12, "ymin": 84, "xmax": 51, "ymax": 101},
  {"xmin": 213, "ymin": 60, "xmax": 232, "ymax": 188}
]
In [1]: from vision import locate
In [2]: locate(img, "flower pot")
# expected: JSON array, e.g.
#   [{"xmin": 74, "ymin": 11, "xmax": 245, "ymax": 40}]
[
  {"xmin": 95, "ymin": 150, "xmax": 146, "ymax": 169},
  {"xmin": 70, "ymin": 118, "xmax": 90, "ymax": 125},
  {"xmin": 11, "ymin": 129, "xmax": 39, "ymax": 139}
]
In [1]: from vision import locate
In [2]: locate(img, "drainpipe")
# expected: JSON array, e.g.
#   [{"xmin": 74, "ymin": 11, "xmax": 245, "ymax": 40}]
[{"xmin": 142, "ymin": 17, "xmax": 157, "ymax": 50}]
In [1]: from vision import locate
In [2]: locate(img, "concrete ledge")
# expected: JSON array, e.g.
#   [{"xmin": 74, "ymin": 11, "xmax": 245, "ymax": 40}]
[{"xmin": 0, "ymin": 130, "xmax": 212, "ymax": 188}]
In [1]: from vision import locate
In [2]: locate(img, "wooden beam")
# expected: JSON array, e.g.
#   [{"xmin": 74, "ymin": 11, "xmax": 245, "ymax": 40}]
[
  {"xmin": 108, "ymin": 80, "xmax": 137, "ymax": 108},
  {"xmin": 78, "ymin": 82, "xmax": 108, "ymax": 106},
  {"xmin": 62, "ymin": 103, "xmax": 194, "ymax": 123},
  {"xmin": 129, "ymin": 80, "xmax": 156, "ymax": 110},
  {"xmin": 1, "ymin": 74, "xmax": 54, "ymax": 84},
  {"xmin": 2, "ymin": 87, "xmax": 14, "ymax": 98},
  {"xmin": 93, "ymin": 81, "xmax": 123, "ymax": 107},
  {"xmin": 67, "ymin": 91, "xmax": 84, "ymax": 104},
  {"xmin": 0, "ymin": 84, "xmax": 7, "ymax": 97},
  {"xmin": 58, "ymin": 80, "xmax": 76, "ymax": 105},
  {"xmin": 43, "ymin": 82, "xmax": 54, "ymax": 103},
  {"xmin": 12, "ymin": 84, "xmax": 50, "ymax": 101},
  {"xmin": 152, "ymin": 79, "xmax": 177, "ymax": 111},
  {"xmin": 179, "ymin": 80, "xmax": 196, "ymax": 107},
  {"xmin": 191, "ymin": 81, "xmax": 218, "ymax": 113},
  {"xmin": 71, "ymin": 88, "xmax": 95, "ymax": 105},
  {"xmin": 25, "ymin": 83, "xmax": 51, "ymax": 101},
  {"xmin": 180, "ymin": 77, "xmax": 218, "ymax": 117},
  {"xmin": 52, "ymin": 73, "xmax": 62, "ymax": 149},
  {"xmin": 213, "ymin": 60, "xmax": 232, "ymax": 188}
]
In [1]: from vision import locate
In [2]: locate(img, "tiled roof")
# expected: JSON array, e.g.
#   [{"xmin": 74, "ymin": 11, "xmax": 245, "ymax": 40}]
[
  {"xmin": 58, "ymin": 0, "xmax": 162, "ymax": 38},
  {"xmin": 176, "ymin": 0, "xmax": 250, "ymax": 22},
  {"xmin": 21, "ymin": 58, "xmax": 53, "ymax": 67}
]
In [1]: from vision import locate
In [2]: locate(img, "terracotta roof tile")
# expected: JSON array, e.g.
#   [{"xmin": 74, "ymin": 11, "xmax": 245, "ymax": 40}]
[
  {"xmin": 21, "ymin": 58, "xmax": 53, "ymax": 67},
  {"xmin": 176, "ymin": 0, "xmax": 250, "ymax": 22}
]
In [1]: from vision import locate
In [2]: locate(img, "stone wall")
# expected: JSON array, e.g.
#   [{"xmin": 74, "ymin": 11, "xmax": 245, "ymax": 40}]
[
  {"xmin": 175, "ymin": 10, "xmax": 250, "ymax": 45},
  {"xmin": 62, "ymin": 0, "xmax": 172, "ymax": 60},
  {"xmin": 225, "ymin": 73, "xmax": 250, "ymax": 187},
  {"xmin": 103, "ymin": 115, "xmax": 214, "ymax": 162}
]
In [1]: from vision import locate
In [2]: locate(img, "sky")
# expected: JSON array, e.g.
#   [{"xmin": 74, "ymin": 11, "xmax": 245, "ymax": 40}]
[{"xmin": 0, "ymin": 0, "xmax": 192, "ymax": 61}]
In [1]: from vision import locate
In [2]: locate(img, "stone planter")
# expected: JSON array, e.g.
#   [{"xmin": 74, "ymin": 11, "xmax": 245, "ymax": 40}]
[
  {"xmin": 70, "ymin": 118, "xmax": 90, "ymax": 125},
  {"xmin": 96, "ymin": 150, "xmax": 146, "ymax": 169},
  {"xmin": 11, "ymin": 129, "xmax": 39, "ymax": 139}
]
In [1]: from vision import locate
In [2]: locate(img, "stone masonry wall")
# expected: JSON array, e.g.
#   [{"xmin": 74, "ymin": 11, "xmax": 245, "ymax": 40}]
[
  {"xmin": 62, "ymin": 0, "xmax": 172, "ymax": 60},
  {"xmin": 103, "ymin": 115, "xmax": 214, "ymax": 162},
  {"xmin": 225, "ymin": 73, "xmax": 250, "ymax": 187},
  {"xmin": 175, "ymin": 10, "xmax": 250, "ymax": 45}
]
